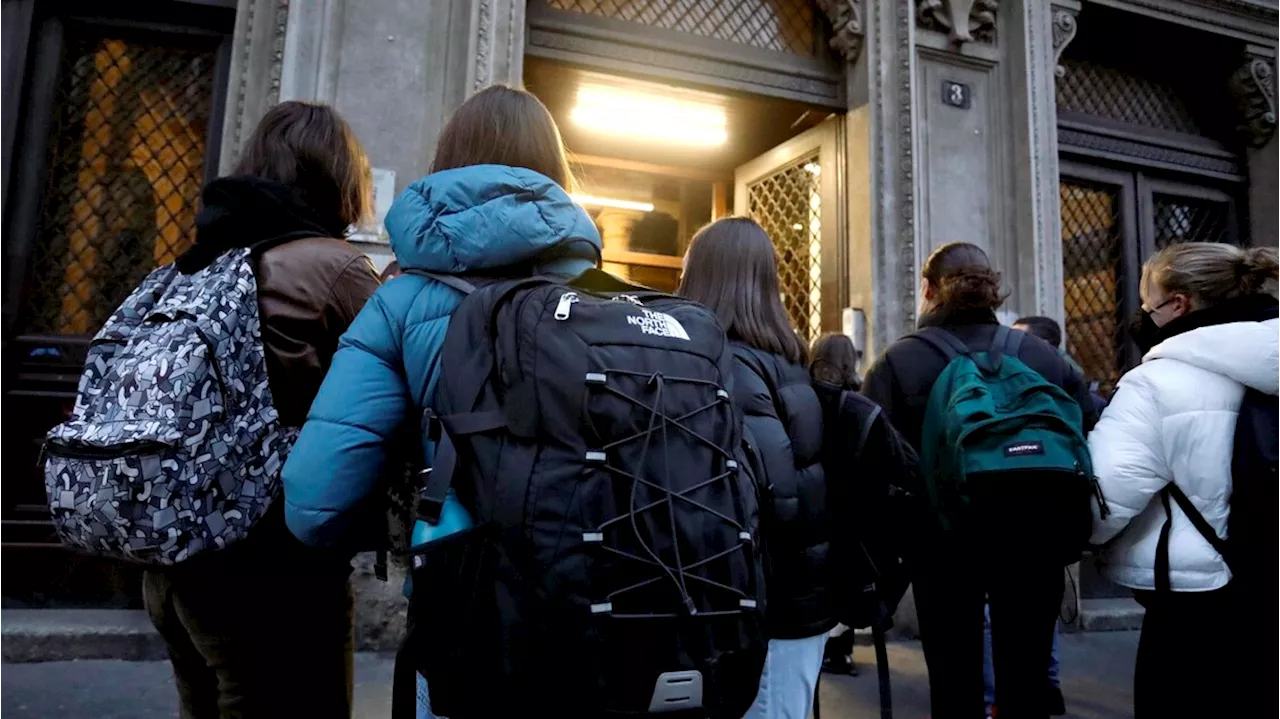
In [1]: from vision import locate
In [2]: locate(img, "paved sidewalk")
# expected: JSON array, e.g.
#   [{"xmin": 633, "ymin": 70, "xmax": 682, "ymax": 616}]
[{"xmin": 2, "ymin": 632, "xmax": 1138, "ymax": 718}]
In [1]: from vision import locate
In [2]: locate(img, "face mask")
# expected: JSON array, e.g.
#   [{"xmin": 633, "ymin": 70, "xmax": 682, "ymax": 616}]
[
  {"xmin": 1128, "ymin": 297, "xmax": 1175, "ymax": 354},
  {"xmin": 1128, "ymin": 309, "xmax": 1162, "ymax": 355}
]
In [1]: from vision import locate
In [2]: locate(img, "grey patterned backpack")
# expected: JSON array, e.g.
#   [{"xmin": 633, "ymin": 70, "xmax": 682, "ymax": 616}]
[{"xmin": 43, "ymin": 248, "xmax": 296, "ymax": 565}]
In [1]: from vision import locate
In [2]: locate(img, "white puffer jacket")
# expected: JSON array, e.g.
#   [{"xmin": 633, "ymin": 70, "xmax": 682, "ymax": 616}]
[{"xmin": 1088, "ymin": 317, "xmax": 1279, "ymax": 592}]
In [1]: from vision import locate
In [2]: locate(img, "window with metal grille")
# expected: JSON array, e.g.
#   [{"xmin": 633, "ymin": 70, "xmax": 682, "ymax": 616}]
[
  {"xmin": 1060, "ymin": 180, "xmax": 1124, "ymax": 393},
  {"xmin": 1152, "ymin": 195, "xmax": 1232, "ymax": 250},
  {"xmin": 544, "ymin": 0, "xmax": 821, "ymax": 56},
  {"xmin": 1057, "ymin": 58, "xmax": 1202, "ymax": 136},
  {"xmin": 21, "ymin": 32, "xmax": 216, "ymax": 336},
  {"xmin": 747, "ymin": 155, "xmax": 822, "ymax": 342}
]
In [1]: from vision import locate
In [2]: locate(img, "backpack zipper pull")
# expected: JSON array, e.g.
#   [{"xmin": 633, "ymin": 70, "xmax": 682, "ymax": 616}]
[{"xmin": 554, "ymin": 292, "xmax": 579, "ymax": 320}]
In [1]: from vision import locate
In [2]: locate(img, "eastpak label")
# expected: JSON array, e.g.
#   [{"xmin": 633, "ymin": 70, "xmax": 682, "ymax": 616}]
[{"xmin": 1003, "ymin": 441, "xmax": 1045, "ymax": 457}]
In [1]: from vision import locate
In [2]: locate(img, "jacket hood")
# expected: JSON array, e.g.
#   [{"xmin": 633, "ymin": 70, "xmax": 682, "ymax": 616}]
[
  {"xmin": 385, "ymin": 165, "xmax": 602, "ymax": 274},
  {"xmin": 178, "ymin": 176, "xmax": 345, "ymax": 274},
  {"xmin": 1146, "ymin": 315, "xmax": 1280, "ymax": 395}
]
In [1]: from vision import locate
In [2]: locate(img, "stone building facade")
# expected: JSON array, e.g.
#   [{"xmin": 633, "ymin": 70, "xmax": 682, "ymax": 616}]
[{"xmin": 2, "ymin": 0, "xmax": 1276, "ymax": 643}]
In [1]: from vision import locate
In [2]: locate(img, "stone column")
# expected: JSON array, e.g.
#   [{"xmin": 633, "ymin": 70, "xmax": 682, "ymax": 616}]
[
  {"xmin": 278, "ymin": 0, "xmax": 526, "ymax": 195},
  {"xmin": 1004, "ymin": 0, "xmax": 1078, "ymax": 326},
  {"xmin": 219, "ymin": 0, "xmax": 290, "ymax": 174},
  {"xmin": 827, "ymin": 0, "xmax": 919, "ymax": 357}
]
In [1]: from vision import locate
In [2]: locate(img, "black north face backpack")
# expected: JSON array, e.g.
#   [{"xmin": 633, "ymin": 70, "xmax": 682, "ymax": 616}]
[{"xmin": 393, "ymin": 269, "xmax": 767, "ymax": 719}]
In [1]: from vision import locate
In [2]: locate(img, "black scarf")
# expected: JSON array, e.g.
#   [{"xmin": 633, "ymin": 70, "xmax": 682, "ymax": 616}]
[
  {"xmin": 176, "ymin": 176, "xmax": 347, "ymax": 274},
  {"xmin": 1151, "ymin": 293, "xmax": 1279, "ymax": 346}
]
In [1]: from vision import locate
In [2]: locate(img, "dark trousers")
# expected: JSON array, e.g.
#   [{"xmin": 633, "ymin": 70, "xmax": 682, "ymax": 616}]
[
  {"xmin": 143, "ymin": 558, "xmax": 354, "ymax": 719},
  {"xmin": 914, "ymin": 542, "xmax": 1063, "ymax": 719},
  {"xmin": 1132, "ymin": 587, "xmax": 1241, "ymax": 719}
]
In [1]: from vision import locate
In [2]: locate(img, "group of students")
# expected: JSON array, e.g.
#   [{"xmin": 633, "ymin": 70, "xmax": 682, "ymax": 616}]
[{"xmin": 44, "ymin": 82, "xmax": 1277, "ymax": 719}]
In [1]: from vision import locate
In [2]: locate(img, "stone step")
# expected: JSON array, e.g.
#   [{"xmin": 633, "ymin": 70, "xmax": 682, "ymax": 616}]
[
  {"xmin": 1077, "ymin": 597, "xmax": 1145, "ymax": 632},
  {"xmin": 1, "ymin": 609, "xmax": 164, "ymax": 663}
]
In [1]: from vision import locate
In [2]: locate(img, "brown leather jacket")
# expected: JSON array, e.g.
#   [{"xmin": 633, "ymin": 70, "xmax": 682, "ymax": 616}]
[{"xmin": 255, "ymin": 237, "xmax": 380, "ymax": 427}]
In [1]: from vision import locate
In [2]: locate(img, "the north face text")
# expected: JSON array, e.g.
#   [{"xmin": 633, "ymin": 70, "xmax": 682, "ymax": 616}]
[{"xmin": 626, "ymin": 309, "xmax": 691, "ymax": 341}]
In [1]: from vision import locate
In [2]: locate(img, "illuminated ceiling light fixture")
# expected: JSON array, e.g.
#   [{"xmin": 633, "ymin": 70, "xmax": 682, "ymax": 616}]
[
  {"xmin": 571, "ymin": 194, "xmax": 656, "ymax": 212},
  {"xmin": 570, "ymin": 84, "xmax": 728, "ymax": 146}
]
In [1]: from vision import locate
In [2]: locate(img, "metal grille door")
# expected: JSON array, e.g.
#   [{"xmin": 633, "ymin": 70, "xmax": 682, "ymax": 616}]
[
  {"xmin": 1060, "ymin": 180, "xmax": 1125, "ymax": 393},
  {"xmin": 1152, "ymin": 194, "xmax": 1233, "ymax": 250},
  {"xmin": 22, "ymin": 32, "xmax": 217, "ymax": 336},
  {"xmin": 544, "ymin": 0, "xmax": 821, "ymax": 55},
  {"xmin": 747, "ymin": 155, "xmax": 823, "ymax": 342}
]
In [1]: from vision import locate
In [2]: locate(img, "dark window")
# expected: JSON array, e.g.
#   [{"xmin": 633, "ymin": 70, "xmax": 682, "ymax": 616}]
[{"xmin": 22, "ymin": 31, "xmax": 217, "ymax": 336}]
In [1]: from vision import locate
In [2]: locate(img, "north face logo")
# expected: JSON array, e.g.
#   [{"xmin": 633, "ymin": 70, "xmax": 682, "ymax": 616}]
[{"xmin": 626, "ymin": 309, "xmax": 690, "ymax": 341}]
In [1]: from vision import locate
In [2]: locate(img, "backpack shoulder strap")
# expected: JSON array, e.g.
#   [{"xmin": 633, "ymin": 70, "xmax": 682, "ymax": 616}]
[
  {"xmin": 1002, "ymin": 327, "xmax": 1026, "ymax": 358},
  {"xmin": 911, "ymin": 327, "xmax": 969, "ymax": 363},
  {"xmin": 402, "ymin": 269, "xmax": 477, "ymax": 295},
  {"xmin": 1166, "ymin": 483, "xmax": 1231, "ymax": 565},
  {"xmin": 841, "ymin": 390, "xmax": 884, "ymax": 458}
]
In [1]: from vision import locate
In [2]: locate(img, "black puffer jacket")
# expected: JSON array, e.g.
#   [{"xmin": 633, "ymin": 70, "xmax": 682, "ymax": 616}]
[
  {"xmin": 862, "ymin": 307, "xmax": 1100, "ymax": 452},
  {"xmin": 732, "ymin": 343, "xmax": 834, "ymax": 639}
]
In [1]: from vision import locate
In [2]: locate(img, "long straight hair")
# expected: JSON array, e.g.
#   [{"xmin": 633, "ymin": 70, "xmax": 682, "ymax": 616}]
[
  {"xmin": 430, "ymin": 85, "xmax": 574, "ymax": 190},
  {"xmin": 678, "ymin": 217, "xmax": 806, "ymax": 364}
]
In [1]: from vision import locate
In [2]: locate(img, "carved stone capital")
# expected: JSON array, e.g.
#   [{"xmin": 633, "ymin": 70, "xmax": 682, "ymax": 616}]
[
  {"xmin": 917, "ymin": 0, "xmax": 998, "ymax": 46},
  {"xmin": 816, "ymin": 0, "xmax": 865, "ymax": 63},
  {"xmin": 1050, "ymin": 1, "xmax": 1081, "ymax": 78},
  {"xmin": 1231, "ymin": 53, "xmax": 1277, "ymax": 148}
]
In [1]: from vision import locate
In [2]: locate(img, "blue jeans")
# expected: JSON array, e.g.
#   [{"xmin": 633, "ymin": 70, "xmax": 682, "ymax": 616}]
[
  {"xmin": 743, "ymin": 634, "xmax": 827, "ymax": 719},
  {"xmin": 983, "ymin": 603, "xmax": 1061, "ymax": 713}
]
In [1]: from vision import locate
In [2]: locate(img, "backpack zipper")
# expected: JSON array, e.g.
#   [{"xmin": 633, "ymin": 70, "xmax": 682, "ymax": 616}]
[
  {"xmin": 554, "ymin": 292, "xmax": 579, "ymax": 320},
  {"xmin": 43, "ymin": 438, "xmax": 171, "ymax": 460}
]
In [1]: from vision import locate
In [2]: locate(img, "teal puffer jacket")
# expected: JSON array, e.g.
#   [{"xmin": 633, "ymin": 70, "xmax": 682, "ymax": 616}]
[{"xmin": 282, "ymin": 165, "xmax": 602, "ymax": 547}]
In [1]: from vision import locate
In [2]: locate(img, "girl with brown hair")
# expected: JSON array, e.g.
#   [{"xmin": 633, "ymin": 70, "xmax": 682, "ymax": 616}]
[
  {"xmin": 144, "ymin": 100, "xmax": 380, "ymax": 718},
  {"xmin": 862, "ymin": 242, "xmax": 1097, "ymax": 719},
  {"xmin": 679, "ymin": 217, "xmax": 830, "ymax": 719},
  {"xmin": 280, "ymin": 85, "xmax": 601, "ymax": 716}
]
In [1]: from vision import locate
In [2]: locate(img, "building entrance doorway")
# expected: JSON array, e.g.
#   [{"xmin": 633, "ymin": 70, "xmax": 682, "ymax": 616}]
[
  {"xmin": 1059, "ymin": 160, "xmax": 1242, "ymax": 398},
  {"xmin": 525, "ymin": 58, "xmax": 846, "ymax": 345},
  {"xmin": 2, "ymin": 0, "xmax": 234, "ymax": 609}
]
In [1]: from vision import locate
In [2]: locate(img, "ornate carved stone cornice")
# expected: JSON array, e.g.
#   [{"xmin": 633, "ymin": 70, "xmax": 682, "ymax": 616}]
[
  {"xmin": 1050, "ymin": 0, "xmax": 1081, "ymax": 78},
  {"xmin": 1231, "ymin": 52, "xmax": 1277, "ymax": 148},
  {"xmin": 816, "ymin": 0, "xmax": 865, "ymax": 63},
  {"xmin": 917, "ymin": 0, "xmax": 999, "ymax": 45}
]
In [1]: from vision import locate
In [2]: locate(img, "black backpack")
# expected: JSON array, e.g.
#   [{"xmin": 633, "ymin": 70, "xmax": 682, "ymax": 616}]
[
  {"xmin": 393, "ymin": 269, "xmax": 766, "ymax": 719},
  {"xmin": 1156, "ymin": 386, "xmax": 1278, "ymax": 593},
  {"xmin": 815, "ymin": 386, "xmax": 923, "ymax": 719}
]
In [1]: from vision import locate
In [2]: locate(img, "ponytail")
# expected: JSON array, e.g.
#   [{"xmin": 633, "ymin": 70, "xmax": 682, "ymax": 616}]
[
  {"xmin": 1143, "ymin": 243, "xmax": 1278, "ymax": 307},
  {"xmin": 1238, "ymin": 247, "xmax": 1279, "ymax": 296}
]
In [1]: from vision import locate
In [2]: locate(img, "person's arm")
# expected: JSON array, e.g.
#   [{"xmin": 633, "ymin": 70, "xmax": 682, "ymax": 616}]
[
  {"xmin": 1062, "ymin": 359, "xmax": 1101, "ymax": 434},
  {"xmin": 282, "ymin": 285, "xmax": 450, "ymax": 548},
  {"xmin": 1087, "ymin": 370, "xmax": 1167, "ymax": 546},
  {"xmin": 731, "ymin": 353, "xmax": 794, "ymax": 503},
  {"xmin": 325, "ymin": 254, "xmax": 380, "ymax": 332}
]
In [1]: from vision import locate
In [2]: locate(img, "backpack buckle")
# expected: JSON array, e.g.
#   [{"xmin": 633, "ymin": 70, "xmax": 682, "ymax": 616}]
[
  {"xmin": 414, "ymin": 468, "xmax": 447, "ymax": 525},
  {"xmin": 422, "ymin": 409, "xmax": 442, "ymax": 443}
]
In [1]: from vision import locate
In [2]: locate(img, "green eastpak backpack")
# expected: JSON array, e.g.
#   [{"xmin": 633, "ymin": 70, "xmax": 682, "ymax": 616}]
[{"xmin": 914, "ymin": 326, "xmax": 1099, "ymax": 563}]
